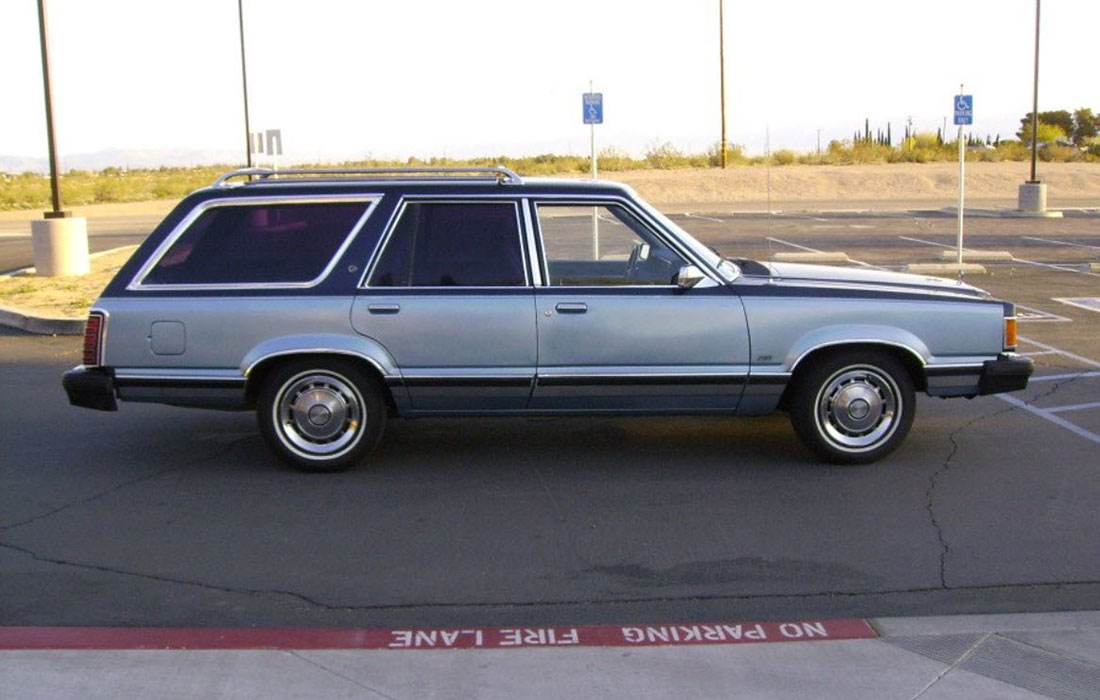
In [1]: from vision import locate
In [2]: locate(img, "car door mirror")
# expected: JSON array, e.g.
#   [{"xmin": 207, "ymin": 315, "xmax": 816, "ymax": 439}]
[{"xmin": 676, "ymin": 264, "xmax": 706, "ymax": 289}]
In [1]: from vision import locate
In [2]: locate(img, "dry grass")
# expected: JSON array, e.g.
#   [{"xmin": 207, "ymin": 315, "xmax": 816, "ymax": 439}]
[{"xmin": 0, "ymin": 246, "xmax": 136, "ymax": 318}]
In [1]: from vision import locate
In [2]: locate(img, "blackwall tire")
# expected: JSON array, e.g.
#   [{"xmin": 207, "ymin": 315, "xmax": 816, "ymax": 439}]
[
  {"xmin": 789, "ymin": 350, "xmax": 915, "ymax": 464},
  {"xmin": 256, "ymin": 358, "xmax": 385, "ymax": 472}
]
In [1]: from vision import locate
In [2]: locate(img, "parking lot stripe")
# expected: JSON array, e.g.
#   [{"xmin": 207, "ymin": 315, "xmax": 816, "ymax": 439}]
[
  {"xmin": 991, "ymin": 336, "xmax": 1100, "ymax": 445},
  {"xmin": 901, "ymin": 235, "xmax": 1100, "ymax": 278},
  {"xmin": 683, "ymin": 213, "xmax": 726, "ymax": 223},
  {"xmin": 0, "ymin": 619, "xmax": 876, "ymax": 650},
  {"xmin": 1021, "ymin": 236, "xmax": 1100, "ymax": 252},
  {"xmin": 997, "ymin": 394, "xmax": 1100, "ymax": 446},
  {"xmin": 765, "ymin": 237, "xmax": 882, "ymax": 270},
  {"xmin": 1046, "ymin": 401, "xmax": 1100, "ymax": 414},
  {"xmin": 1018, "ymin": 336, "xmax": 1100, "ymax": 368},
  {"xmin": 1026, "ymin": 371, "xmax": 1100, "ymax": 383}
]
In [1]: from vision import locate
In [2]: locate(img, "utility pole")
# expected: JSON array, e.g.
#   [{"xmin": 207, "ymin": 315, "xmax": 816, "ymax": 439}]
[
  {"xmin": 1028, "ymin": 0, "xmax": 1041, "ymax": 184},
  {"xmin": 32, "ymin": 0, "xmax": 89, "ymax": 277},
  {"xmin": 1018, "ymin": 0, "xmax": 1049, "ymax": 213},
  {"xmin": 36, "ymin": 0, "xmax": 64, "ymax": 217},
  {"xmin": 238, "ymin": 0, "xmax": 253, "ymax": 168},
  {"xmin": 718, "ymin": 0, "xmax": 727, "ymax": 168}
]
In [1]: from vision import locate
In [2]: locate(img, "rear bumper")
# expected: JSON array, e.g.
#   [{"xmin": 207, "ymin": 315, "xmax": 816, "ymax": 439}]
[
  {"xmin": 978, "ymin": 354, "xmax": 1034, "ymax": 396},
  {"xmin": 62, "ymin": 366, "xmax": 118, "ymax": 411}
]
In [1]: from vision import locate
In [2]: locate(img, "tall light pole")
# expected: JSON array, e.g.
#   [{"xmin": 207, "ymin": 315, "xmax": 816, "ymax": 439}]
[
  {"xmin": 32, "ymin": 0, "xmax": 89, "ymax": 277},
  {"xmin": 36, "ymin": 0, "xmax": 65, "ymax": 217},
  {"xmin": 718, "ymin": 0, "xmax": 727, "ymax": 168},
  {"xmin": 1028, "ymin": 0, "xmax": 1041, "ymax": 184},
  {"xmin": 1018, "ymin": 0, "xmax": 1048, "ymax": 213},
  {"xmin": 238, "ymin": 0, "xmax": 253, "ymax": 168}
]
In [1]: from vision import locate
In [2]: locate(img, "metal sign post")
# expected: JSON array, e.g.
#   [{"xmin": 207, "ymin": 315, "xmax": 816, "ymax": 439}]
[
  {"xmin": 954, "ymin": 89, "xmax": 973, "ymax": 268},
  {"xmin": 583, "ymin": 86, "xmax": 603, "ymax": 259}
]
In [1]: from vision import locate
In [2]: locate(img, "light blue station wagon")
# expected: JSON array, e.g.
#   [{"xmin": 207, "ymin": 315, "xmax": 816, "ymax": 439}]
[{"xmin": 64, "ymin": 167, "xmax": 1032, "ymax": 470}]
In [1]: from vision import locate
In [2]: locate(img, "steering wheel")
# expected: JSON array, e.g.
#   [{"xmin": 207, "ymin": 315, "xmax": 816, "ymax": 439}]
[{"xmin": 625, "ymin": 241, "xmax": 648, "ymax": 281}]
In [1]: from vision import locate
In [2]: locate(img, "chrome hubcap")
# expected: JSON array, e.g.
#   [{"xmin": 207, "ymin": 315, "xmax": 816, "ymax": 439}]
[
  {"xmin": 275, "ymin": 372, "xmax": 363, "ymax": 457},
  {"xmin": 815, "ymin": 366, "xmax": 900, "ymax": 451}
]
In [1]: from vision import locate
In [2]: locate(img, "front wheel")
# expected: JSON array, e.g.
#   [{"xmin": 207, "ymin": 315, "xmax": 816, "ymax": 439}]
[
  {"xmin": 256, "ymin": 358, "xmax": 385, "ymax": 472},
  {"xmin": 789, "ymin": 350, "xmax": 915, "ymax": 464}
]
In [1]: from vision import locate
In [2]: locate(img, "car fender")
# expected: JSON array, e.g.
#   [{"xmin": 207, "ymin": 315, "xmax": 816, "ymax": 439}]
[
  {"xmin": 784, "ymin": 325, "xmax": 930, "ymax": 374},
  {"xmin": 241, "ymin": 333, "xmax": 400, "ymax": 379}
]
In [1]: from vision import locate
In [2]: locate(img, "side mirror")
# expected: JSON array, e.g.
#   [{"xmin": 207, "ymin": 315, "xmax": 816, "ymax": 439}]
[{"xmin": 676, "ymin": 264, "xmax": 706, "ymax": 289}]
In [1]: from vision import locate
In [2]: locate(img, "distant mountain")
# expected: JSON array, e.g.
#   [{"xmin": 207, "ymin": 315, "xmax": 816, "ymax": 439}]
[{"xmin": 0, "ymin": 148, "xmax": 242, "ymax": 174}]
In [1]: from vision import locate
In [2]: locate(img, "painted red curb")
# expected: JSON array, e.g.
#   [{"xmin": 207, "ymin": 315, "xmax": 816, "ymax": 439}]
[{"xmin": 0, "ymin": 618, "xmax": 875, "ymax": 651}]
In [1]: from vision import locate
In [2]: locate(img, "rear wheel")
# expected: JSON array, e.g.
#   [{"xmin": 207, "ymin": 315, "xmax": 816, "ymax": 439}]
[
  {"xmin": 256, "ymin": 358, "xmax": 385, "ymax": 472},
  {"xmin": 789, "ymin": 350, "xmax": 915, "ymax": 464}
]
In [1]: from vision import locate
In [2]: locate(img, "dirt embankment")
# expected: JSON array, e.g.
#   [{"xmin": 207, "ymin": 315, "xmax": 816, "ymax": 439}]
[{"xmin": 605, "ymin": 162, "xmax": 1100, "ymax": 209}]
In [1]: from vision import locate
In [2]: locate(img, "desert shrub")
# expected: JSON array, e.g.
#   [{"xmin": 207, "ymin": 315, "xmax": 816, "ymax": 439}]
[
  {"xmin": 1039, "ymin": 144, "xmax": 1080, "ymax": 162},
  {"xmin": 912, "ymin": 132, "xmax": 941, "ymax": 150},
  {"xmin": 771, "ymin": 149, "xmax": 796, "ymax": 165},
  {"xmin": 995, "ymin": 141, "xmax": 1030, "ymax": 161}
]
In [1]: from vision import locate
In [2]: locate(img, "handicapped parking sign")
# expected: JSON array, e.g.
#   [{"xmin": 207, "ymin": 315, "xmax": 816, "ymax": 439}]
[
  {"xmin": 583, "ymin": 92, "xmax": 603, "ymax": 124},
  {"xmin": 954, "ymin": 95, "xmax": 973, "ymax": 125}
]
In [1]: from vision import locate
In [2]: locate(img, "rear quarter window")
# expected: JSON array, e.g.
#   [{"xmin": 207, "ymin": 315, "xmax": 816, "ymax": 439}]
[{"xmin": 142, "ymin": 201, "xmax": 369, "ymax": 286}]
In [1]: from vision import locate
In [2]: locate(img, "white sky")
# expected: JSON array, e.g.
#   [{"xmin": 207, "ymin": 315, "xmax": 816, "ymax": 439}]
[{"xmin": 1, "ymin": 0, "xmax": 1096, "ymax": 165}]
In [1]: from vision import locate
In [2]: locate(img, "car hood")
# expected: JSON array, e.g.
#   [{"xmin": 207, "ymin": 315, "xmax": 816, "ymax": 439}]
[{"xmin": 757, "ymin": 261, "xmax": 989, "ymax": 299}]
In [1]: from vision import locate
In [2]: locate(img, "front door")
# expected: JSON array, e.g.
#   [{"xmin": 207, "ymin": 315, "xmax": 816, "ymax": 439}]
[{"xmin": 530, "ymin": 201, "xmax": 750, "ymax": 411}]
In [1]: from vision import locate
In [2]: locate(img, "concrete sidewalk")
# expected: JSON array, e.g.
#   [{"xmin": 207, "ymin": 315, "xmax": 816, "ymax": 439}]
[{"xmin": 2, "ymin": 611, "xmax": 1097, "ymax": 699}]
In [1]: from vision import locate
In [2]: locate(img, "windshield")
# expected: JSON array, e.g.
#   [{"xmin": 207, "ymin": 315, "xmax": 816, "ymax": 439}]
[{"xmin": 634, "ymin": 198, "xmax": 738, "ymax": 281}]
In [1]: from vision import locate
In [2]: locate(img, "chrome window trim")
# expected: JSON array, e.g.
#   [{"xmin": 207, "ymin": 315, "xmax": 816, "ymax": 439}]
[
  {"xmin": 128, "ymin": 194, "xmax": 381, "ymax": 291},
  {"xmin": 521, "ymin": 198, "xmax": 543, "ymax": 287},
  {"xmin": 360, "ymin": 198, "xmax": 530, "ymax": 289},
  {"xmin": 530, "ymin": 197, "xmax": 722, "ymax": 288}
]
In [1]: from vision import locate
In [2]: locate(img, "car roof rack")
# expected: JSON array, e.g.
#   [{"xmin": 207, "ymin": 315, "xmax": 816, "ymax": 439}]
[{"xmin": 212, "ymin": 166, "xmax": 523, "ymax": 188}]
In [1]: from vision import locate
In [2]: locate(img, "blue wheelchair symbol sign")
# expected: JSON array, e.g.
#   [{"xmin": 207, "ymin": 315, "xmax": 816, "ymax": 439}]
[
  {"xmin": 954, "ymin": 95, "xmax": 973, "ymax": 125},
  {"xmin": 583, "ymin": 93, "xmax": 603, "ymax": 124}
]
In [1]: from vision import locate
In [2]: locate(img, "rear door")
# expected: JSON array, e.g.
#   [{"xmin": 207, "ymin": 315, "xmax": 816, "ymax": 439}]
[
  {"xmin": 529, "ymin": 201, "xmax": 750, "ymax": 411},
  {"xmin": 351, "ymin": 199, "xmax": 536, "ymax": 412}
]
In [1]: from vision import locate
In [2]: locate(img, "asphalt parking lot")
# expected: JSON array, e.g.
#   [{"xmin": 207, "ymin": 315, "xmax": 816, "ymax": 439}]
[{"xmin": 1, "ymin": 209, "xmax": 1098, "ymax": 630}]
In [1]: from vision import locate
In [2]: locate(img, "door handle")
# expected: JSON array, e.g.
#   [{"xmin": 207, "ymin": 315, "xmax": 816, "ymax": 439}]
[
  {"xmin": 555, "ymin": 302, "xmax": 588, "ymax": 314},
  {"xmin": 367, "ymin": 303, "xmax": 401, "ymax": 315}
]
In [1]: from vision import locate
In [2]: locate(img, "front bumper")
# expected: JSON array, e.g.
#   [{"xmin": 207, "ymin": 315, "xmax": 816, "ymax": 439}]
[
  {"xmin": 62, "ymin": 366, "xmax": 118, "ymax": 411},
  {"xmin": 978, "ymin": 354, "xmax": 1034, "ymax": 395}
]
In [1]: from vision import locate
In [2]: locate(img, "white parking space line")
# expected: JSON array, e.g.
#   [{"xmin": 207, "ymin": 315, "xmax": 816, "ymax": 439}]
[
  {"xmin": 767, "ymin": 237, "xmax": 820, "ymax": 253},
  {"xmin": 900, "ymin": 235, "xmax": 1100, "ymax": 278},
  {"xmin": 765, "ymin": 237, "xmax": 883, "ymax": 270},
  {"xmin": 899, "ymin": 235, "xmax": 953, "ymax": 249},
  {"xmin": 1018, "ymin": 336, "xmax": 1100, "ymax": 368},
  {"xmin": 999, "ymin": 394, "xmax": 1100, "ymax": 446},
  {"xmin": 683, "ymin": 213, "xmax": 726, "ymax": 223},
  {"xmin": 1015, "ymin": 304, "xmax": 1072, "ymax": 323},
  {"xmin": 1027, "ymin": 371, "xmax": 1100, "ymax": 383},
  {"xmin": 1020, "ymin": 350, "xmax": 1060, "ymax": 357},
  {"xmin": 993, "ymin": 336, "xmax": 1100, "ymax": 446},
  {"xmin": 1047, "ymin": 401, "xmax": 1100, "ymax": 414},
  {"xmin": 1021, "ymin": 236, "xmax": 1100, "ymax": 251}
]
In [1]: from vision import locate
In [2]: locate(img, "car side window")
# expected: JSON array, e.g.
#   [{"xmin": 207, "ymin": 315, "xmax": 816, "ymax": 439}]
[
  {"xmin": 369, "ymin": 202, "xmax": 525, "ymax": 287},
  {"xmin": 143, "ymin": 201, "xmax": 368, "ymax": 285},
  {"xmin": 536, "ymin": 204, "xmax": 687, "ymax": 286}
]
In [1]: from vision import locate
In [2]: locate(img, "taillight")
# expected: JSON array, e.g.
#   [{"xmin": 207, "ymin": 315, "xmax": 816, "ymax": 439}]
[
  {"xmin": 1003, "ymin": 317, "xmax": 1018, "ymax": 352},
  {"xmin": 82, "ymin": 312, "xmax": 105, "ymax": 366}
]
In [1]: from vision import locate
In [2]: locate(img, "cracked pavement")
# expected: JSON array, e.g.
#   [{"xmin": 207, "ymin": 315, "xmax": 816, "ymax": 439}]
[{"xmin": 3, "ymin": 325, "xmax": 1099, "ymax": 629}]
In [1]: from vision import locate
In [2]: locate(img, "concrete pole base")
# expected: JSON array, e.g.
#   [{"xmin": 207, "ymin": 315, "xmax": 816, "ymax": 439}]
[
  {"xmin": 1018, "ymin": 182, "xmax": 1047, "ymax": 213},
  {"xmin": 31, "ymin": 216, "xmax": 90, "ymax": 276}
]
